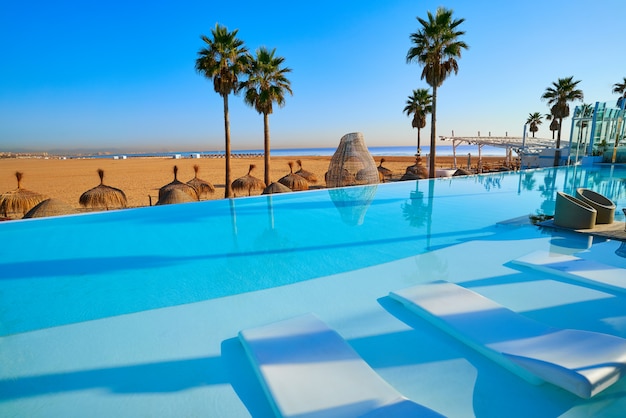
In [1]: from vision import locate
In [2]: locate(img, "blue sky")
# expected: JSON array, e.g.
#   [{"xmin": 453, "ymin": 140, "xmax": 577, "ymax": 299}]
[{"xmin": 1, "ymin": 0, "xmax": 625, "ymax": 153}]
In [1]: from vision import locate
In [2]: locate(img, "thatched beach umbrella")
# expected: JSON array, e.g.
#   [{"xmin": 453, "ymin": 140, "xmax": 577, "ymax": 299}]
[
  {"xmin": 377, "ymin": 158, "xmax": 393, "ymax": 182},
  {"xmin": 263, "ymin": 182, "xmax": 292, "ymax": 194},
  {"xmin": 79, "ymin": 169, "xmax": 128, "ymax": 210},
  {"xmin": 0, "ymin": 171, "xmax": 48, "ymax": 217},
  {"xmin": 186, "ymin": 164, "xmax": 215, "ymax": 199},
  {"xmin": 295, "ymin": 159, "xmax": 318, "ymax": 183},
  {"xmin": 278, "ymin": 162, "xmax": 309, "ymax": 191},
  {"xmin": 403, "ymin": 156, "xmax": 428, "ymax": 180},
  {"xmin": 325, "ymin": 169, "xmax": 355, "ymax": 187},
  {"xmin": 156, "ymin": 188, "xmax": 196, "ymax": 205},
  {"xmin": 159, "ymin": 166, "xmax": 199, "ymax": 201},
  {"xmin": 453, "ymin": 168, "xmax": 472, "ymax": 176},
  {"xmin": 23, "ymin": 198, "xmax": 78, "ymax": 218},
  {"xmin": 231, "ymin": 164, "xmax": 266, "ymax": 197}
]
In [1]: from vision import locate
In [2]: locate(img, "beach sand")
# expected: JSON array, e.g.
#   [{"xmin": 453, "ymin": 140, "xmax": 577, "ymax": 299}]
[{"xmin": 0, "ymin": 154, "xmax": 508, "ymax": 218}]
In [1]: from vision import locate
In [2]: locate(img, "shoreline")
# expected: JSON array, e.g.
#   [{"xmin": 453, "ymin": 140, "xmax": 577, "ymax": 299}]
[{"xmin": 0, "ymin": 154, "xmax": 510, "ymax": 218}]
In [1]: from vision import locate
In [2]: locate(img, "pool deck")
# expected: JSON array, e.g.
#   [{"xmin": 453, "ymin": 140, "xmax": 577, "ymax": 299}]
[
  {"xmin": 539, "ymin": 219, "xmax": 626, "ymax": 242},
  {"xmin": 2, "ymin": 224, "xmax": 626, "ymax": 417}
]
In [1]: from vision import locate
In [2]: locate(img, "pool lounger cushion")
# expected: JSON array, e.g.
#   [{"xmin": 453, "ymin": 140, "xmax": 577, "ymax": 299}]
[
  {"xmin": 511, "ymin": 250, "xmax": 626, "ymax": 294},
  {"xmin": 238, "ymin": 313, "xmax": 444, "ymax": 418},
  {"xmin": 389, "ymin": 281, "xmax": 626, "ymax": 399}
]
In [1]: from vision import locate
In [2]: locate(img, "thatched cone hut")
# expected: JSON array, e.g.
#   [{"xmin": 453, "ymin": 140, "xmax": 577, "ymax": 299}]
[
  {"xmin": 453, "ymin": 168, "xmax": 473, "ymax": 176},
  {"xmin": 231, "ymin": 164, "xmax": 266, "ymax": 197},
  {"xmin": 325, "ymin": 169, "xmax": 355, "ymax": 186},
  {"xmin": 0, "ymin": 172, "xmax": 48, "ymax": 217},
  {"xmin": 186, "ymin": 164, "xmax": 215, "ymax": 199},
  {"xmin": 23, "ymin": 198, "xmax": 78, "ymax": 218},
  {"xmin": 79, "ymin": 169, "xmax": 128, "ymax": 210},
  {"xmin": 278, "ymin": 162, "xmax": 309, "ymax": 191},
  {"xmin": 156, "ymin": 188, "xmax": 196, "ymax": 205},
  {"xmin": 326, "ymin": 132, "xmax": 379, "ymax": 187},
  {"xmin": 263, "ymin": 182, "xmax": 292, "ymax": 194},
  {"xmin": 402, "ymin": 156, "xmax": 429, "ymax": 180},
  {"xmin": 295, "ymin": 159, "xmax": 318, "ymax": 183},
  {"xmin": 159, "ymin": 166, "xmax": 199, "ymax": 202},
  {"xmin": 377, "ymin": 158, "xmax": 393, "ymax": 182}
]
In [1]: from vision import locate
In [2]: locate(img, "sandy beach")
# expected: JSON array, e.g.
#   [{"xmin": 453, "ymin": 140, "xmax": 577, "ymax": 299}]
[{"xmin": 0, "ymin": 154, "xmax": 507, "ymax": 218}]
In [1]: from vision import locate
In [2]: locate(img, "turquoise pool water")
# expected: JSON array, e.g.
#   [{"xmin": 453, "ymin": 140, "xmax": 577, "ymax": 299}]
[
  {"xmin": 2, "ymin": 165, "xmax": 625, "ymax": 337},
  {"xmin": 1, "ymin": 165, "xmax": 626, "ymax": 417}
]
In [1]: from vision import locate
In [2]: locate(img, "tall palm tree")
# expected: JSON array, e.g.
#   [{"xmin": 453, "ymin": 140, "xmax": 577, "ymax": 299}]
[
  {"xmin": 541, "ymin": 76, "xmax": 584, "ymax": 166},
  {"xmin": 545, "ymin": 113, "xmax": 559, "ymax": 140},
  {"xmin": 407, "ymin": 7, "xmax": 468, "ymax": 178},
  {"xmin": 195, "ymin": 24, "xmax": 249, "ymax": 198},
  {"xmin": 526, "ymin": 112, "xmax": 543, "ymax": 138},
  {"xmin": 613, "ymin": 77, "xmax": 626, "ymax": 108},
  {"xmin": 403, "ymin": 88, "xmax": 432, "ymax": 156},
  {"xmin": 241, "ymin": 47, "xmax": 292, "ymax": 186}
]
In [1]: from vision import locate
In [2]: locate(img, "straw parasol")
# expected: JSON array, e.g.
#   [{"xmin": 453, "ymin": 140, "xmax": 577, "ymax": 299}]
[
  {"xmin": 295, "ymin": 159, "xmax": 318, "ymax": 183},
  {"xmin": 402, "ymin": 156, "xmax": 429, "ymax": 180},
  {"xmin": 453, "ymin": 168, "xmax": 472, "ymax": 176},
  {"xmin": 231, "ymin": 164, "xmax": 266, "ymax": 197},
  {"xmin": 404, "ymin": 156, "xmax": 428, "ymax": 179},
  {"xmin": 325, "ymin": 169, "xmax": 355, "ymax": 186},
  {"xmin": 186, "ymin": 164, "xmax": 215, "ymax": 199},
  {"xmin": 0, "ymin": 171, "xmax": 48, "ymax": 217},
  {"xmin": 159, "ymin": 166, "xmax": 199, "ymax": 201},
  {"xmin": 156, "ymin": 188, "xmax": 197, "ymax": 205},
  {"xmin": 263, "ymin": 182, "xmax": 292, "ymax": 194},
  {"xmin": 23, "ymin": 198, "xmax": 78, "ymax": 218},
  {"xmin": 278, "ymin": 162, "xmax": 309, "ymax": 191},
  {"xmin": 79, "ymin": 169, "xmax": 128, "ymax": 210},
  {"xmin": 377, "ymin": 158, "xmax": 393, "ymax": 182}
]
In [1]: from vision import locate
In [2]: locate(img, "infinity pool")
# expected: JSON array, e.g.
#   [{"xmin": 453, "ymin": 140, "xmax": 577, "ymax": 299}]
[{"xmin": 1, "ymin": 165, "xmax": 626, "ymax": 417}]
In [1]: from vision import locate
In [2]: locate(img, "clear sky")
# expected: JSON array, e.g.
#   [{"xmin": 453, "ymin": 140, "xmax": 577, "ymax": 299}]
[{"xmin": 1, "ymin": 0, "xmax": 625, "ymax": 153}]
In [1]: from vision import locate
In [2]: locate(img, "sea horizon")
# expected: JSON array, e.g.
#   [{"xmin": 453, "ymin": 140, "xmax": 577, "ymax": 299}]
[{"xmin": 68, "ymin": 144, "xmax": 507, "ymax": 159}]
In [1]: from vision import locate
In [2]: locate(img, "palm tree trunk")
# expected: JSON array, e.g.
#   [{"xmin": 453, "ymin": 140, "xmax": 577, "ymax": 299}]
[
  {"xmin": 429, "ymin": 86, "xmax": 438, "ymax": 178},
  {"xmin": 417, "ymin": 127, "xmax": 421, "ymax": 156},
  {"xmin": 553, "ymin": 117, "xmax": 563, "ymax": 167},
  {"xmin": 263, "ymin": 112, "xmax": 271, "ymax": 186},
  {"xmin": 223, "ymin": 94, "xmax": 232, "ymax": 198}
]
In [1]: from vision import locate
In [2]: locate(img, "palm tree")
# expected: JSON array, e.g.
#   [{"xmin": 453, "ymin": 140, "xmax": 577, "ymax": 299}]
[
  {"xmin": 526, "ymin": 112, "xmax": 543, "ymax": 138},
  {"xmin": 541, "ymin": 76, "xmax": 584, "ymax": 166},
  {"xmin": 241, "ymin": 47, "xmax": 293, "ymax": 186},
  {"xmin": 403, "ymin": 88, "xmax": 432, "ymax": 156},
  {"xmin": 575, "ymin": 103, "xmax": 594, "ymax": 154},
  {"xmin": 545, "ymin": 113, "xmax": 559, "ymax": 140},
  {"xmin": 195, "ymin": 24, "xmax": 249, "ymax": 198},
  {"xmin": 613, "ymin": 77, "xmax": 626, "ymax": 108},
  {"xmin": 407, "ymin": 7, "xmax": 468, "ymax": 178}
]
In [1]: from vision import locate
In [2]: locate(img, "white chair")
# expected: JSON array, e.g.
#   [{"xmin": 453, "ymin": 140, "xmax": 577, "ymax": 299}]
[
  {"xmin": 239, "ymin": 313, "xmax": 444, "ymax": 418},
  {"xmin": 390, "ymin": 281, "xmax": 626, "ymax": 398}
]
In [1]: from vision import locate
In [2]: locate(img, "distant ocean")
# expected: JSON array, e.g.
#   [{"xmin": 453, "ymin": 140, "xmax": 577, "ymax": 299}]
[{"xmin": 84, "ymin": 145, "xmax": 506, "ymax": 159}]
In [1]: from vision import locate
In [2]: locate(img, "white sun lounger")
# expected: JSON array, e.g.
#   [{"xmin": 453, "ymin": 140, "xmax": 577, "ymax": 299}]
[
  {"xmin": 389, "ymin": 281, "xmax": 626, "ymax": 399},
  {"xmin": 511, "ymin": 250, "xmax": 626, "ymax": 294},
  {"xmin": 238, "ymin": 313, "xmax": 444, "ymax": 418}
]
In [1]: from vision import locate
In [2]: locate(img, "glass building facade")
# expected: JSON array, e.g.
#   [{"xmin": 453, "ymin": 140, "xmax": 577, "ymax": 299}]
[{"xmin": 568, "ymin": 100, "xmax": 626, "ymax": 163}]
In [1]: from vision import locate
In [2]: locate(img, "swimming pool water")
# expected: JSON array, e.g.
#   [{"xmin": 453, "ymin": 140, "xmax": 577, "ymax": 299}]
[{"xmin": 1, "ymin": 165, "xmax": 625, "ymax": 337}]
